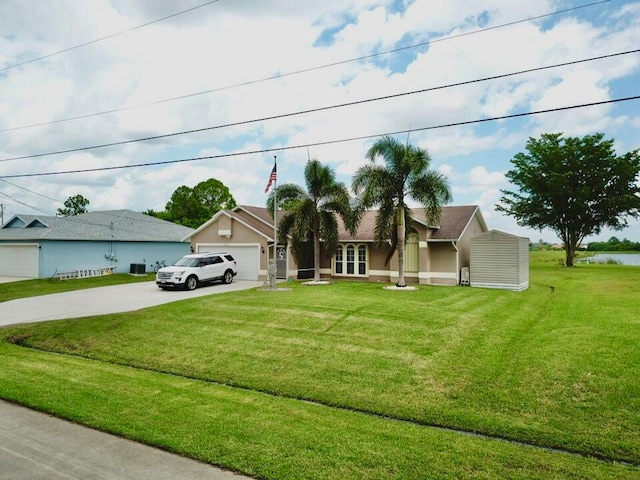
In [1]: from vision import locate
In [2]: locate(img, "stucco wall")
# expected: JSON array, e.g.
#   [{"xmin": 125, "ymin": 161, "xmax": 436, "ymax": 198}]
[
  {"xmin": 37, "ymin": 240, "xmax": 191, "ymax": 278},
  {"xmin": 457, "ymin": 214, "xmax": 485, "ymax": 268},
  {"xmin": 426, "ymin": 242, "xmax": 457, "ymax": 285},
  {"xmin": 191, "ymin": 217, "xmax": 271, "ymax": 272}
]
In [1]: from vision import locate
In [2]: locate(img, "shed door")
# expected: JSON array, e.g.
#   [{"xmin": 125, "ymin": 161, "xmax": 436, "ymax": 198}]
[
  {"xmin": 0, "ymin": 244, "xmax": 39, "ymax": 277},
  {"xmin": 197, "ymin": 245, "xmax": 259, "ymax": 281}
]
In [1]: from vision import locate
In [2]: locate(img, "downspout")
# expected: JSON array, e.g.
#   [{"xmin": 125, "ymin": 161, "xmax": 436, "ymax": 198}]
[{"xmin": 452, "ymin": 241, "xmax": 459, "ymax": 285}]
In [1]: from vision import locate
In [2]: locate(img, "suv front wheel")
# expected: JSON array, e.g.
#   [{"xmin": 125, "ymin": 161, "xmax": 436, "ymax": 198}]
[{"xmin": 185, "ymin": 275, "xmax": 198, "ymax": 291}]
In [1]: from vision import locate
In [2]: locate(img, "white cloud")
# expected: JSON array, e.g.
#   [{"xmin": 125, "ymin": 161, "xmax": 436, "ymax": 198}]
[{"xmin": 0, "ymin": 0, "xmax": 639, "ymax": 242}]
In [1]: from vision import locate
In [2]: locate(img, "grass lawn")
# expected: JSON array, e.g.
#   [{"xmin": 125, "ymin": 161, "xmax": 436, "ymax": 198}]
[
  {"xmin": 0, "ymin": 252, "xmax": 638, "ymax": 479},
  {"xmin": 0, "ymin": 273, "xmax": 156, "ymax": 303}
]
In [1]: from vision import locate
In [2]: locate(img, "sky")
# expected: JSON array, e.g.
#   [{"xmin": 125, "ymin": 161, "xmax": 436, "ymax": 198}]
[{"xmin": 1, "ymin": 0, "xmax": 639, "ymax": 243}]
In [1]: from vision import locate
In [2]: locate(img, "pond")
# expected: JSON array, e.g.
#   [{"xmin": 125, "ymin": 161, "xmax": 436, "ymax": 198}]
[{"xmin": 578, "ymin": 253, "xmax": 640, "ymax": 266}]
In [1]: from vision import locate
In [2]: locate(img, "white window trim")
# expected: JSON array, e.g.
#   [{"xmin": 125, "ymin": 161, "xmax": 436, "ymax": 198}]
[{"xmin": 333, "ymin": 243, "xmax": 368, "ymax": 277}]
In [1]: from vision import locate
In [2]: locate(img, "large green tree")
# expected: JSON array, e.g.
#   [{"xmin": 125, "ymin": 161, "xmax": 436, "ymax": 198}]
[
  {"xmin": 497, "ymin": 133, "xmax": 640, "ymax": 266},
  {"xmin": 352, "ymin": 135, "xmax": 452, "ymax": 287},
  {"xmin": 57, "ymin": 194, "xmax": 90, "ymax": 216},
  {"xmin": 146, "ymin": 178, "xmax": 236, "ymax": 228},
  {"xmin": 267, "ymin": 159, "xmax": 355, "ymax": 282}
]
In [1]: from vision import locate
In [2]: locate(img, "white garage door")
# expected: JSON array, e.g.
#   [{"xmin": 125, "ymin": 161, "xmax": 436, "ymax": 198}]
[
  {"xmin": 197, "ymin": 245, "xmax": 259, "ymax": 281},
  {"xmin": 0, "ymin": 244, "xmax": 39, "ymax": 278}
]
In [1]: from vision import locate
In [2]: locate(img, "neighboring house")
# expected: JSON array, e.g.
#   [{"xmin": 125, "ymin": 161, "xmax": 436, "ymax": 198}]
[
  {"xmin": 0, "ymin": 210, "xmax": 194, "ymax": 278},
  {"xmin": 470, "ymin": 230, "xmax": 529, "ymax": 291},
  {"xmin": 187, "ymin": 205, "xmax": 283, "ymax": 281},
  {"xmin": 186, "ymin": 204, "xmax": 488, "ymax": 285}
]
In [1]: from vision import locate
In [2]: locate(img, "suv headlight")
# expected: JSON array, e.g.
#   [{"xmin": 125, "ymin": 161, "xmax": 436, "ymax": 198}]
[{"xmin": 173, "ymin": 270, "xmax": 185, "ymax": 276}]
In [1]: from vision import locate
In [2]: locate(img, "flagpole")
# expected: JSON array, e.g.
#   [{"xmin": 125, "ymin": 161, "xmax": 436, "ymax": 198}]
[{"xmin": 273, "ymin": 155, "xmax": 277, "ymax": 262}]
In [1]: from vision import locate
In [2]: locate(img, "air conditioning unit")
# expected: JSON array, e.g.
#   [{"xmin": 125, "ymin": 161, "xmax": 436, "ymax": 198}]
[{"xmin": 460, "ymin": 267, "xmax": 470, "ymax": 286}]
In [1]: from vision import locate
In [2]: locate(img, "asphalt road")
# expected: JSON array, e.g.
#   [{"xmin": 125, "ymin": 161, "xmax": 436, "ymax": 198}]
[
  {"xmin": 0, "ymin": 279, "xmax": 262, "ymax": 327},
  {"xmin": 0, "ymin": 400, "xmax": 251, "ymax": 480}
]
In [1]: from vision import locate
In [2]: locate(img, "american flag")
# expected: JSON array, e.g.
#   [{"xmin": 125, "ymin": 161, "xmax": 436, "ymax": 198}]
[{"xmin": 264, "ymin": 163, "xmax": 277, "ymax": 193}]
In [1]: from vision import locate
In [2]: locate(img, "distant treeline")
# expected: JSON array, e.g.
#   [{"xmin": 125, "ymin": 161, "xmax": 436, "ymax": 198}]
[{"xmin": 587, "ymin": 237, "xmax": 640, "ymax": 251}]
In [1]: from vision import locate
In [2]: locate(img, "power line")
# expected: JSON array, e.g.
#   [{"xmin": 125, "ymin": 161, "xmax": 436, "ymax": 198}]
[
  {"xmin": 2, "ymin": 48, "xmax": 637, "ymax": 164},
  {"xmin": 0, "ymin": 0, "xmax": 610, "ymax": 133},
  {"xmin": 0, "ymin": 179, "xmax": 63, "ymax": 203},
  {"xmin": 3, "ymin": 95, "xmax": 638, "ymax": 179},
  {"xmin": 0, "ymin": 191, "xmax": 55, "ymax": 216},
  {"xmin": 0, "ymin": 0, "xmax": 221, "ymax": 73}
]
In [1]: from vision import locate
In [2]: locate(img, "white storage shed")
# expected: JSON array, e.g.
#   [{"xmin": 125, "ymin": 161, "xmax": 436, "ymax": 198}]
[{"xmin": 470, "ymin": 230, "xmax": 529, "ymax": 291}]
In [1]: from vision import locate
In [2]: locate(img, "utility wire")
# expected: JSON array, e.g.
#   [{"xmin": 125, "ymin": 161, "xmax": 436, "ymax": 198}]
[
  {"xmin": 0, "ymin": 0, "xmax": 221, "ymax": 73},
  {"xmin": 0, "ymin": 0, "xmax": 610, "ymax": 133},
  {"xmin": 1, "ymin": 48, "xmax": 637, "ymax": 164},
  {"xmin": 0, "ymin": 179, "xmax": 63, "ymax": 203},
  {"xmin": 0, "ymin": 191, "xmax": 55, "ymax": 216},
  {"xmin": 3, "ymin": 95, "xmax": 638, "ymax": 179}
]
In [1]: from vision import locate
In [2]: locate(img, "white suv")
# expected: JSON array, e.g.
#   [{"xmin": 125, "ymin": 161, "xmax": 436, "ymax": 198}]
[{"xmin": 156, "ymin": 252, "xmax": 237, "ymax": 290}]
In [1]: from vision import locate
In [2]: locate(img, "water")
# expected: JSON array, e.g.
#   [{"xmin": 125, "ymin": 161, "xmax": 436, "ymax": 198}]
[{"xmin": 579, "ymin": 253, "xmax": 640, "ymax": 266}]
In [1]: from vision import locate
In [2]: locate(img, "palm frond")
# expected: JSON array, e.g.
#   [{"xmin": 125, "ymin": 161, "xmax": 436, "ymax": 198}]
[
  {"xmin": 266, "ymin": 183, "xmax": 308, "ymax": 217},
  {"xmin": 319, "ymin": 210, "xmax": 339, "ymax": 253},
  {"xmin": 277, "ymin": 212, "xmax": 296, "ymax": 245},
  {"xmin": 409, "ymin": 171, "xmax": 453, "ymax": 223}
]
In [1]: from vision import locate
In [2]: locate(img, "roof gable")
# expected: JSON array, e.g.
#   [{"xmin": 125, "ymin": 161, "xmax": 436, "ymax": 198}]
[
  {"xmin": 26, "ymin": 219, "xmax": 49, "ymax": 228},
  {"xmin": 186, "ymin": 206, "xmax": 277, "ymax": 242},
  {"xmin": 3, "ymin": 215, "xmax": 29, "ymax": 228},
  {"xmin": 428, "ymin": 206, "xmax": 483, "ymax": 240}
]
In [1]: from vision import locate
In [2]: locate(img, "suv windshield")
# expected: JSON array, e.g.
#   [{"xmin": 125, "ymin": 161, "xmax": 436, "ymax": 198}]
[{"xmin": 172, "ymin": 257, "xmax": 201, "ymax": 267}]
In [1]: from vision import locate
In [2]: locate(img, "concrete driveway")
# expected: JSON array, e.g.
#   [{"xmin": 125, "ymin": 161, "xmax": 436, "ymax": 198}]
[
  {"xmin": 0, "ymin": 276, "xmax": 30, "ymax": 284},
  {"xmin": 0, "ymin": 280, "xmax": 262, "ymax": 327},
  {"xmin": 1, "ymin": 281, "xmax": 262, "ymax": 479}
]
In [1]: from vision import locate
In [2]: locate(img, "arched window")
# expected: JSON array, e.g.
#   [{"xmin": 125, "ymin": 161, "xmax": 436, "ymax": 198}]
[
  {"xmin": 358, "ymin": 245, "xmax": 366, "ymax": 274},
  {"xmin": 334, "ymin": 244, "xmax": 368, "ymax": 276},
  {"xmin": 346, "ymin": 245, "xmax": 355, "ymax": 274},
  {"xmin": 405, "ymin": 231, "xmax": 419, "ymax": 272},
  {"xmin": 335, "ymin": 245, "xmax": 343, "ymax": 274}
]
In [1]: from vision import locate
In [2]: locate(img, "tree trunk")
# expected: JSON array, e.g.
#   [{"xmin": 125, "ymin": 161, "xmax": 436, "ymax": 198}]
[
  {"xmin": 566, "ymin": 244, "xmax": 575, "ymax": 267},
  {"xmin": 313, "ymin": 231, "xmax": 321, "ymax": 282},
  {"xmin": 396, "ymin": 207, "xmax": 406, "ymax": 287},
  {"xmin": 566, "ymin": 232, "xmax": 576, "ymax": 267}
]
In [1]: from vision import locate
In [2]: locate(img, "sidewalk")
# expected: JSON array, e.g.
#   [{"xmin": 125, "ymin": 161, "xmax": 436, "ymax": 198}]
[{"xmin": 0, "ymin": 400, "xmax": 251, "ymax": 480}]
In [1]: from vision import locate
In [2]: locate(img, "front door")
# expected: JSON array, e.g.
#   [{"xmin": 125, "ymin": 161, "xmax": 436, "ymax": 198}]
[{"xmin": 276, "ymin": 246, "xmax": 287, "ymax": 279}]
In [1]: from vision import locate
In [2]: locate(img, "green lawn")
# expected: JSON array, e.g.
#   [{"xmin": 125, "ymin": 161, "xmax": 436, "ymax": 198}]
[
  {"xmin": 1, "ymin": 252, "xmax": 638, "ymax": 479},
  {"xmin": 0, "ymin": 273, "xmax": 156, "ymax": 303}
]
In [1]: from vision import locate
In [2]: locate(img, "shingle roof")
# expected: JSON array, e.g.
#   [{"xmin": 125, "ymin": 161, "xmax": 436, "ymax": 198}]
[
  {"xmin": 424, "ymin": 205, "xmax": 480, "ymax": 240},
  {"xmin": 335, "ymin": 206, "xmax": 480, "ymax": 241},
  {"xmin": 222, "ymin": 205, "xmax": 481, "ymax": 242},
  {"xmin": 232, "ymin": 207, "xmax": 275, "ymax": 239},
  {"xmin": 238, "ymin": 205, "xmax": 274, "ymax": 225},
  {"xmin": 0, "ymin": 210, "xmax": 193, "ymax": 242}
]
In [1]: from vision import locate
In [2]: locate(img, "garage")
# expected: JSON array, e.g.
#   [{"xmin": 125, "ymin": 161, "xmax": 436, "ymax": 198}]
[
  {"xmin": 0, "ymin": 244, "xmax": 39, "ymax": 278},
  {"xmin": 197, "ymin": 244, "xmax": 260, "ymax": 281}
]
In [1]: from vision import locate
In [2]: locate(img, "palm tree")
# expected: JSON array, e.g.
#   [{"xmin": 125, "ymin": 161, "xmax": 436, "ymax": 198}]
[
  {"xmin": 352, "ymin": 135, "xmax": 452, "ymax": 287},
  {"xmin": 267, "ymin": 159, "xmax": 355, "ymax": 282}
]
